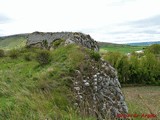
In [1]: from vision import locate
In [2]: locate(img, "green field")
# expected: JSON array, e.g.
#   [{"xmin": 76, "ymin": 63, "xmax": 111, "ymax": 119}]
[
  {"xmin": 100, "ymin": 44, "xmax": 146, "ymax": 54},
  {"xmin": 0, "ymin": 35, "xmax": 27, "ymax": 50}
]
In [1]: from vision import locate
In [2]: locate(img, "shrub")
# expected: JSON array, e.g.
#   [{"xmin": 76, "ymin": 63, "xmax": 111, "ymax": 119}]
[
  {"xmin": 52, "ymin": 39, "xmax": 65, "ymax": 49},
  {"xmin": 8, "ymin": 49, "xmax": 19, "ymax": 59},
  {"xmin": 24, "ymin": 53, "xmax": 34, "ymax": 61},
  {"xmin": 89, "ymin": 50, "xmax": 101, "ymax": 61},
  {"xmin": 36, "ymin": 50, "xmax": 51, "ymax": 65},
  {"xmin": 0, "ymin": 49, "xmax": 5, "ymax": 57}
]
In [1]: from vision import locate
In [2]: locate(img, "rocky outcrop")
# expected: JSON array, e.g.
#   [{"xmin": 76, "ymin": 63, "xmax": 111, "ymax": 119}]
[
  {"xmin": 73, "ymin": 59, "xmax": 128, "ymax": 119},
  {"xmin": 27, "ymin": 32, "xmax": 99, "ymax": 51}
]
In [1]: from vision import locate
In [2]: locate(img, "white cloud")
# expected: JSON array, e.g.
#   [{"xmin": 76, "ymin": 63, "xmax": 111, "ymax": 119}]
[{"xmin": 0, "ymin": 0, "xmax": 160, "ymax": 43}]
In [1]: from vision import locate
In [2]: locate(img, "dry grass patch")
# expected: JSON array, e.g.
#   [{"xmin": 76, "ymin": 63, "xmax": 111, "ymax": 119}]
[{"xmin": 122, "ymin": 86, "xmax": 160, "ymax": 120}]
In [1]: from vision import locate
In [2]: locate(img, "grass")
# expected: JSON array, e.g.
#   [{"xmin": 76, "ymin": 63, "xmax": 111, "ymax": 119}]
[
  {"xmin": 0, "ymin": 45, "xmax": 96, "ymax": 120},
  {"xmin": 0, "ymin": 35, "xmax": 26, "ymax": 50},
  {"xmin": 100, "ymin": 44, "xmax": 146, "ymax": 54},
  {"xmin": 122, "ymin": 86, "xmax": 160, "ymax": 120}
]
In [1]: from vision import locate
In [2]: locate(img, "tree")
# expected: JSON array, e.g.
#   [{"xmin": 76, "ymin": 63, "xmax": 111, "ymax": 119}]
[
  {"xmin": 103, "ymin": 52, "xmax": 122, "ymax": 67},
  {"xmin": 145, "ymin": 44, "xmax": 160, "ymax": 54},
  {"xmin": 116, "ymin": 55, "xmax": 129, "ymax": 83},
  {"xmin": 140, "ymin": 53, "xmax": 159, "ymax": 84},
  {"xmin": 128, "ymin": 55, "xmax": 141, "ymax": 84}
]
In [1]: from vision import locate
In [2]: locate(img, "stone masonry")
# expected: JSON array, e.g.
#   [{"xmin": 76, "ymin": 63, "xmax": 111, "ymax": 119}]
[{"xmin": 73, "ymin": 59, "xmax": 128, "ymax": 119}]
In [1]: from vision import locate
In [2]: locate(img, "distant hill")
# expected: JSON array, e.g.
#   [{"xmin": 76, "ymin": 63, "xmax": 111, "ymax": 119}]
[
  {"xmin": 0, "ymin": 34, "xmax": 27, "ymax": 50},
  {"xmin": 98, "ymin": 42, "xmax": 127, "ymax": 47},
  {"xmin": 127, "ymin": 41, "xmax": 160, "ymax": 46}
]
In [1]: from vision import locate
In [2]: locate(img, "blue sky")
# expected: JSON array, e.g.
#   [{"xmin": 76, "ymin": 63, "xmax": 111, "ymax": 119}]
[{"xmin": 0, "ymin": 0, "xmax": 160, "ymax": 43}]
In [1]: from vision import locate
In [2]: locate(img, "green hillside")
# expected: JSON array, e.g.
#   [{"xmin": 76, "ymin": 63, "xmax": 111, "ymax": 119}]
[
  {"xmin": 0, "ymin": 35, "xmax": 27, "ymax": 50},
  {"xmin": 0, "ymin": 45, "xmax": 97, "ymax": 119}
]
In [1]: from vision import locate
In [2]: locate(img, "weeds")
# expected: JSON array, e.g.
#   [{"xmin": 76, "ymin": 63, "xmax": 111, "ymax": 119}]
[
  {"xmin": 36, "ymin": 50, "xmax": 51, "ymax": 65},
  {"xmin": 8, "ymin": 49, "xmax": 19, "ymax": 59},
  {"xmin": 0, "ymin": 49, "xmax": 5, "ymax": 57},
  {"xmin": 24, "ymin": 53, "xmax": 34, "ymax": 61},
  {"xmin": 89, "ymin": 50, "xmax": 101, "ymax": 61}
]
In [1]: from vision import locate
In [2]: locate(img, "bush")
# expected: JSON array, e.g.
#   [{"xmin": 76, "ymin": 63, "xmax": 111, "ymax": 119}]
[
  {"xmin": 42, "ymin": 40, "xmax": 49, "ymax": 49},
  {"xmin": 52, "ymin": 39, "xmax": 65, "ymax": 49},
  {"xmin": 145, "ymin": 44, "xmax": 160, "ymax": 54},
  {"xmin": 36, "ymin": 50, "xmax": 51, "ymax": 65},
  {"xmin": 8, "ymin": 49, "xmax": 19, "ymax": 59},
  {"xmin": 24, "ymin": 53, "xmax": 34, "ymax": 61},
  {"xmin": 0, "ymin": 49, "xmax": 5, "ymax": 57},
  {"xmin": 89, "ymin": 50, "xmax": 101, "ymax": 61}
]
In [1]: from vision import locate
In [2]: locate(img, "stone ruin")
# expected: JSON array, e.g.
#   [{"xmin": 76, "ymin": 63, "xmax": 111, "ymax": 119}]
[
  {"xmin": 27, "ymin": 31, "xmax": 99, "ymax": 51},
  {"xmin": 26, "ymin": 32, "xmax": 128, "ymax": 119},
  {"xmin": 73, "ymin": 58, "xmax": 128, "ymax": 119}
]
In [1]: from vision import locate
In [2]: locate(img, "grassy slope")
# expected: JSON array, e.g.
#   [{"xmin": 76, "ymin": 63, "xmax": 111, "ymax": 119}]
[
  {"xmin": 0, "ymin": 37, "xmax": 159, "ymax": 119},
  {"xmin": 122, "ymin": 86, "xmax": 160, "ymax": 120},
  {"xmin": 100, "ymin": 43, "xmax": 146, "ymax": 54},
  {"xmin": 0, "ymin": 35, "xmax": 27, "ymax": 50},
  {"xmin": 0, "ymin": 45, "xmax": 95, "ymax": 120}
]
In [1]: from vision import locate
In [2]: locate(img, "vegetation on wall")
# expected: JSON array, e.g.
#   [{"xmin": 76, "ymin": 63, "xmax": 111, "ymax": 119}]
[{"xmin": 51, "ymin": 39, "xmax": 65, "ymax": 49}]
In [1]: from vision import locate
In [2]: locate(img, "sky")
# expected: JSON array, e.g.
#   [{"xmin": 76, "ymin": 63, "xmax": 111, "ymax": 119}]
[{"xmin": 0, "ymin": 0, "xmax": 160, "ymax": 43}]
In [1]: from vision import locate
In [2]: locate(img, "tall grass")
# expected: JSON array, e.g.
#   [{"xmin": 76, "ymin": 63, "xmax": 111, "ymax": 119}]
[{"xmin": 0, "ymin": 45, "xmax": 96, "ymax": 119}]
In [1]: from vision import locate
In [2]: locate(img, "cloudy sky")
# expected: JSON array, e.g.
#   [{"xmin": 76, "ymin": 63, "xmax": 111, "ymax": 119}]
[{"xmin": 0, "ymin": 0, "xmax": 160, "ymax": 43}]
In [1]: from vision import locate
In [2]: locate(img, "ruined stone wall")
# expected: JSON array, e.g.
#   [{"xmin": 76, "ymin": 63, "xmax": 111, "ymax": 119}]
[
  {"xmin": 27, "ymin": 32, "xmax": 99, "ymax": 51},
  {"xmin": 73, "ymin": 59, "xmax": 128, "ymax": 119},
  {"xmin": 27, "ymin": 31, "xmax": 128, "ymax": 119}
]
